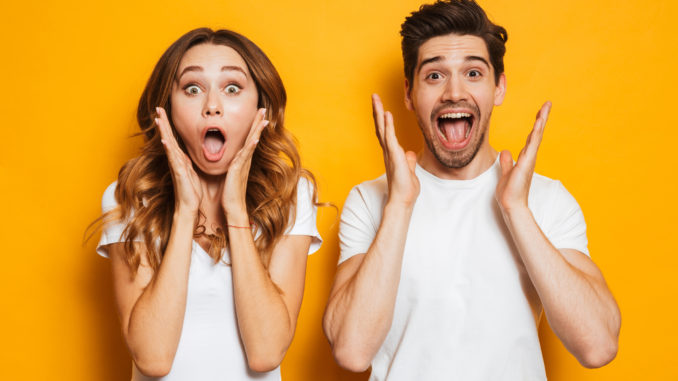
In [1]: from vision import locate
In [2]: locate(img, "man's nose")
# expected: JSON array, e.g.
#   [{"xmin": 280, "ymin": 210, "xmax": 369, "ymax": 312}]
[
  {"xmin": 441, "ymin": 75, "xmax": 466, "ymax": 103},
  {"xmin": 202, "ymin": 88, "xmax": 223, "ymax": 117}
]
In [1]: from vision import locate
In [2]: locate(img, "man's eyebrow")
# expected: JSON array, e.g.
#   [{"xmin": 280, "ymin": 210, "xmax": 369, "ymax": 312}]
[
  {"xmin": 418, "ymin": 55, "xmax": 492, "ymax": 71},
  {"xmin": 466, "ymin": 55, "xmax": 490, "ymax": 68},
  {"xmin": 418, "ymin": 56, "xmax": 442, "ymax": 70}
]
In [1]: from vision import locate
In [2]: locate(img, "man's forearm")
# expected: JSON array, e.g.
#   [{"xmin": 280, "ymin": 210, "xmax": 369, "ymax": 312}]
[
  {"xmin": 502, "ymin": 206, "xmax": 620, "ymax": 368},
  {"xmin": 324, "ymin": 201, "xmax": 414, "ymax": 371}
]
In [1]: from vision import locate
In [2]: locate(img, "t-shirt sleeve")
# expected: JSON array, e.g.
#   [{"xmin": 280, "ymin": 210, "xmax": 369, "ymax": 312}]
[
  {"xmin": 542, "ymin": 181, "xmax": 590, "ymax": 257},
  {"xmin": 338, "ymin": 185, "xmax": 379, "ymax": 264},
  {"xmin": 286, "ymin": 177, "xmax": 323, "ymax": 255},
  {"xmin": 96, "ymin": 181, "xmax": 140, "ymax": 258}
]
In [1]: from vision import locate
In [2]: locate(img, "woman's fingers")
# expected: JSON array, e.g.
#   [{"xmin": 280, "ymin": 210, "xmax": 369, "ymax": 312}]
[
  {"xmin": 244, "ymin": 108, "xmax": 266, "ymax": 142},
  {"xmin": 230, "ymin": 109, "xmax": 269, "ymax": 171},
  {"xmin": 155, "ymin": 107, "xmax": 186, "ymax": 166}
]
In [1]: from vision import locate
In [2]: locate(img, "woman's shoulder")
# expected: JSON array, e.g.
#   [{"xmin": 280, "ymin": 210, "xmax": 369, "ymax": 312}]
[{"xmin": 101, "ymin": 181, "xmax": 119, "ymax": 212}]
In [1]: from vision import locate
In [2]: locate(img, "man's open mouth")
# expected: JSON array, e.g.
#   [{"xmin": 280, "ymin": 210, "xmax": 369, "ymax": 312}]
[{"xmin": 436, "ymin": 112, "xmax": 474, "ymax": 147}]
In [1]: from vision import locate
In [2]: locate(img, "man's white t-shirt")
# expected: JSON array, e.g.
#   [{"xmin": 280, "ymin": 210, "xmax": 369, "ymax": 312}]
[
  {"xmin": 339, "ymin": 158, "xmax": 588, "ymax": 381},
  {"xmin": 97, "ymin": 178, "xmax": 322, "ymax": 381}
]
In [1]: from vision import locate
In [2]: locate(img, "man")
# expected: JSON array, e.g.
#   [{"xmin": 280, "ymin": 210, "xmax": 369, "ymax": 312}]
[{"xmin": 322, "ymin": 1, "xmax": 621, "ymax": 380}]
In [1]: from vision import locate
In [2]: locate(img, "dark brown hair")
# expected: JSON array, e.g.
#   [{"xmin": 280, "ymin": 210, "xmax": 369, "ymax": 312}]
[
  {"xmin": 91, "ymin": 28, "xmax": 316, "ymax": 272},
  {"xmin": 400, "ymin": 0, "xmax": 507, "ymax": 86}
]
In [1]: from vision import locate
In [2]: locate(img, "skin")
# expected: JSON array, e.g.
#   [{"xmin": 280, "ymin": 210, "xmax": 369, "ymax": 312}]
[
  {"xmin": 107, "ymin": 43, "xmax": 312, "ymax": 377},
  {"xmin": 324, "ymin": 33, "xmax": 621, "ymax": 372}
]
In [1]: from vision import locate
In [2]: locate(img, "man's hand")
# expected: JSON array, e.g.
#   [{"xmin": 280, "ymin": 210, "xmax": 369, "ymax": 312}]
[
  {"xmin": 495, "ymin": 101, "xmax": 552, "ymax": 214},
  {"xmin": 372, "ymin": 94, "xmax": 420, "ymax": 207}
]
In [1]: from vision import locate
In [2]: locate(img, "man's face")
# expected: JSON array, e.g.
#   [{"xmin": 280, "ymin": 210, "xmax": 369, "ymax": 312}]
[{"xmin": 406, "ymin": 33, "xmax": 506, "ymax": 169}]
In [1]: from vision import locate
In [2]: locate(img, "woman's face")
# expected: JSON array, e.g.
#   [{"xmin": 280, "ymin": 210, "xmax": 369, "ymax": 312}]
[{"xmin": 170, "ymin": 43, "xmax": 259, "ymax": 176}]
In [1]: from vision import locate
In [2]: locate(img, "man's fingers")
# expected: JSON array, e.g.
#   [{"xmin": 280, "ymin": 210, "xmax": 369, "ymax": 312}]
[
  {"xmin": 522, "ymin": 101, "xmax": 551, "ymax": 164},
  {"xmin": 405, "ymin": 151, "xmax": 418, "ymax": 173},
  {"xmin": 499, "ymin": 150, "xmax": 514, "ymax": 177},
  {"xmin": 384, "ymin": 111, "xmax": 400, "ymax": 154},
  {"xmin": 372, "ymin": 94, "xmax": 386, "ymax": 148},
  {"xmin": 531, "ymin": 101, "xmax": 550, "ymax": 150}
]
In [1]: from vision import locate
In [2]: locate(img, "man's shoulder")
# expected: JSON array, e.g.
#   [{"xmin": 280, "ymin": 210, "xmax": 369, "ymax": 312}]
[
  {"xmin": 349, "ymin": 173, "xmax": 388, "ymax": 201},
  {"xmin": 529, "ymin": 172, "xmax": 581, "ymax": 218},
  {"xmin": 530, "ymin": 171, "xmax": 566, "ymax": 196}
]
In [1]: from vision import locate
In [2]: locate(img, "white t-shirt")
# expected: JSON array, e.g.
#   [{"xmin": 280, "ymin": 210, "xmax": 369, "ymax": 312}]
[
  {"xmin": 339, "ymin": 158, "xmax": 588, "ymax": 381},
  {"xmin": 97, "ymin": 178, "xmax": 322, "ymax": 381}
]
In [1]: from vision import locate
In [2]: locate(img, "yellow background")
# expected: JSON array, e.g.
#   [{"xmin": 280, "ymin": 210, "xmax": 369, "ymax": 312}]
[{"xmin": 1, "ymin": 0, "xmax": 676, "ymax": 379}]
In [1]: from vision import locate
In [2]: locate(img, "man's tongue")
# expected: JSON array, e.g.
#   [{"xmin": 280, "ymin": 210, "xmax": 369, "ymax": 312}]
[
  {"xmin": 441, "ymin": 119, "xmax": 469, "ymax": 143},
  {"xmin": 204, "ymin": 135, "xmax": 224, "ymax": 154}
]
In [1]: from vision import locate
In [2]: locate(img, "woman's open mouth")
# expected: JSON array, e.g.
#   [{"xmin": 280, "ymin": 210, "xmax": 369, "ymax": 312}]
[
  {"xmin": 436, "ymin": 112, "xmax": 475, "ymax": 150},
  {"xmin": 202, "ymin": 127, "xmax": 227, "ymax": 162}
]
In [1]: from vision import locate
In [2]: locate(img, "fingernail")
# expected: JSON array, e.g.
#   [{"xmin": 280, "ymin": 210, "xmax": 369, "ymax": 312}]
[
  {"xmin": 155, "ymin": 107, "xmax": 160, "ymax": 113},
  {"xmin": 261, "ymin": 108, "xmax": 267, "ymax": 115},
  {"xmin": 154, "ymin": 118, "xmax": 159, "ymax": 124},
  {"xmin": 262, "ymin": 120, "xmax": 270, "ymax": 127},
  {"xmin": 161, "ymin": 139, "xmax": 166, "ymax": 145}
]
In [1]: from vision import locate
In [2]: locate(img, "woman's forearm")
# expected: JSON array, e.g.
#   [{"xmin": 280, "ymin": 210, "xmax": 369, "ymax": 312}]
[
  {"xmin": 124, "ymin": 210, "xmax": 195, "ymax": 375},
  {"xmin": 227, "ymin": 220, "xmax": 298, "ymax": 372}
]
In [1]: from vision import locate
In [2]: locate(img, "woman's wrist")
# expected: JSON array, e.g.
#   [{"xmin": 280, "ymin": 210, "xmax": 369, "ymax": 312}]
[{"xmin": 174, "ymin": 206, "xmax": 198, "ymax": 226}]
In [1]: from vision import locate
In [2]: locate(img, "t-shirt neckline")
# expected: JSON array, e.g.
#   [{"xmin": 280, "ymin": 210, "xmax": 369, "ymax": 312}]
[{"xmin": 415, "ymin": 155, "xmax": 500, "ymax": 189}]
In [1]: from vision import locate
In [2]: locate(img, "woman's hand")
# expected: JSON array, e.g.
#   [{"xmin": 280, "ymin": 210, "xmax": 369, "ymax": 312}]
[
  {"xmin": 372, "ymin": 94, "xmax": 420, "ymax": 207},
  {"xmin": 495, "ymin": 101, "xmax": 552, "ymax": 214},
  {"xmin": 221, "ymin": 108, "xmax": 269, "ymax": 224},
  {"xmin": 155, "ymin": 106, "xmax": 203, "ymax": 217}
]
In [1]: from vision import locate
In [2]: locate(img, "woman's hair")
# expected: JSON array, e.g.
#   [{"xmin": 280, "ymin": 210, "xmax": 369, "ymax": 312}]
[{"xmin": 96, "ymin": 28, "xmax": 316, "ymax": 272}]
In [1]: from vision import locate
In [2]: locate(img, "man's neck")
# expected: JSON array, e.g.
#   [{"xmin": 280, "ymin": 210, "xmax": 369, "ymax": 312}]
[{"xmin": 417, "ymin": 145, "xmax": 498, "ymax": 180}]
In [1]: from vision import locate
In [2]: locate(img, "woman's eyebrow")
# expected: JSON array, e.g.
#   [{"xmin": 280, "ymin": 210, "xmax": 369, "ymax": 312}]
[
  {"xmin": 176, "ymin": 65, "xmax": 247, "ymax": 81},
  {"xmin": 221, "ymin": 65, "xmax": 247, "ymax": 77}
]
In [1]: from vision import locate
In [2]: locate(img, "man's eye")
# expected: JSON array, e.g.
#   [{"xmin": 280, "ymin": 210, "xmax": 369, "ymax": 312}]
[
  {"xmin": 225, "ymin": 84, "xmax": 241, "ymax": 94},
  {"xmin": 428, "ymin": 73, "xmax": 441, "ymax": 80},
  {"xmin": 185, "ymin": 85, "xmax": 201, "ymax": 95},
  {"xmin": 468, "ymin": 70, "xmax": 482, "ymax": 78}
]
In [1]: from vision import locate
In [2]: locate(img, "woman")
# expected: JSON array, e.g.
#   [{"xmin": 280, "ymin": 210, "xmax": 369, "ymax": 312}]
[{"xmin": 95, "ymin": 28, "xmax": 321, "ymax": 380}]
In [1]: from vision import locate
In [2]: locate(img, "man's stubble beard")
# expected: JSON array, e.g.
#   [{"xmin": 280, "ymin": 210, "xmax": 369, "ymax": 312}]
[{"xmin": 417, "ymin": 110, "xmax": 491, "ymax": 169}]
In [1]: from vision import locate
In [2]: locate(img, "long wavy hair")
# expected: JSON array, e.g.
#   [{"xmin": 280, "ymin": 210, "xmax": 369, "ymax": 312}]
[{"xmin": 93, "ymin": 28, "xmax": 316, "ymax": 272}]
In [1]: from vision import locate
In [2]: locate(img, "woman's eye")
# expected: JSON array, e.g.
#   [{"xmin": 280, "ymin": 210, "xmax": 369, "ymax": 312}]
[
  {"xmin": 185, "ymin": 85, "xmax": 201, "ymax": 95},
  {"xmin": 225, "ymin": 84, "xmax": 241, "ymax": 94}
]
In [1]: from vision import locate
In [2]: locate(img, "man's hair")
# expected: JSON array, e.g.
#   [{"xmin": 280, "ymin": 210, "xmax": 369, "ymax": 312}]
[{"xmin": 400, "ymin": 0, "xmax": 507, "ymax": 86}]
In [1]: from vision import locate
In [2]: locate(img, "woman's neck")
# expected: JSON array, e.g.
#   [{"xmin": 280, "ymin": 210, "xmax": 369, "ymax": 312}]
[{"xmin": 197, "ymin": 173, "xmax": 227, "ymax": 232}]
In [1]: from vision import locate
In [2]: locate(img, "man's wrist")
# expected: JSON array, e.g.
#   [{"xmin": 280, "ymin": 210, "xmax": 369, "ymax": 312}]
[
  {"xmin": 384, "ymin": 199, "xmax": 415, "ymax": 219},
  {"xmin": 501, "ymin": 204, "xmax": 533, "ymax": 227}
]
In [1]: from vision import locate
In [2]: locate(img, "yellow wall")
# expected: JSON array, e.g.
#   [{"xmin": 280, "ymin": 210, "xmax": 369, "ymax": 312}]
[{"xmin": 1, "ymin": 0, "xmax": 675, "ymax": 379}]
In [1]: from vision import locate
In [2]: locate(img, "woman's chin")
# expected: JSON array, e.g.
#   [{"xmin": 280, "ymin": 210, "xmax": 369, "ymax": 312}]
[{"xmin": 193, "ymin": 160, "xmax": 229, "ymax": 178}]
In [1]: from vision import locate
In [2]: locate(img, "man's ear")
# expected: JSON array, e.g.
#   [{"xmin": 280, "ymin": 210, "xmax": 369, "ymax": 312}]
[
  {"xmin": 494, "ymin": 73, "xmax": 506, "ymax": 106},
  {"xmin": 404, "ymin": 79, "xmax": 414, "ymax": 111}
]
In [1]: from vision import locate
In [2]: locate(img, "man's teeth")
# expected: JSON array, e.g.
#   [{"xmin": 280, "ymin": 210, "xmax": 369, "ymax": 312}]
[{"xmin": 439, "ymin": 112, "xmax": 471, "ymax": 119}]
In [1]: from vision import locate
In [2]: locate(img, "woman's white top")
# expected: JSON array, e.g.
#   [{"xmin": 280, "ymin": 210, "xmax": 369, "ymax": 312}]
[{"xmin": 96, "ymin": 178, "xmax": 322, "ymax": 381}]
